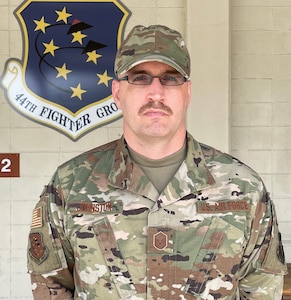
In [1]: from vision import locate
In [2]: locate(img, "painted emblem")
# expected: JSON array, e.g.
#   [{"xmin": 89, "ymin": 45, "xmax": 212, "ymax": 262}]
[{"xmin": 1, "ymin": 0, "xmax": 130, "ymax": 140}]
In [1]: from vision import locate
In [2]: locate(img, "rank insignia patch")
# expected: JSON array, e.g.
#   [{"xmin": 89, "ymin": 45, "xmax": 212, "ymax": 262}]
[{"xmin": 1, "ymin": 0, "xmax": 130, "ymax": 140}]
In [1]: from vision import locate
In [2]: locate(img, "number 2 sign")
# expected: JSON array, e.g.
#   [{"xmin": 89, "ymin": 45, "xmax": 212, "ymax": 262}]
[{"xmin": 0, "ymin": 154, "xmax": 20, "ymax": 177}]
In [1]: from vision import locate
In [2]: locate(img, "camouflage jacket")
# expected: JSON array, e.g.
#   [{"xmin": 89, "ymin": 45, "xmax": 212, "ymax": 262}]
[{"xmin": 27, "ymin": 133, "xmax": 287, "ymax": 300}]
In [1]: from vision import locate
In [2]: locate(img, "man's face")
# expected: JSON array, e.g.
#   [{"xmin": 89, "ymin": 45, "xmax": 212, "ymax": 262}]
[{"xmin": 112, "ymin": 61, "xmax": 191, "ymax": 143}]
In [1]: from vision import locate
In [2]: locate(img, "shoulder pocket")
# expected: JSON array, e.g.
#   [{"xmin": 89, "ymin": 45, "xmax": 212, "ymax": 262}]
[
  {"xmin": 259, "ymin": 202, "xmax": 287, "ymax": 274},
  {"xmin": 27, "ymin": 204, "xmax": 63, "ymax": 274}
]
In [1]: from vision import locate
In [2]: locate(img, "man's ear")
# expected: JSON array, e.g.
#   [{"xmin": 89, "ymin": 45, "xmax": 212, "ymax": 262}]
[
  {"xmin": 186, "ymin": 80, "xmax": 192, "ymax": 108},
  {"xmin": 112, "ymin": 79, "xmax": 121, "ymax": 109},
  {"xmin": 111, "ymin": 79, "xmax": 120, "ymax": 109}
]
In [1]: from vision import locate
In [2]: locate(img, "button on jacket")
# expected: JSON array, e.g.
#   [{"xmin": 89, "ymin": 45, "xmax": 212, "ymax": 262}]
[{"xmin": 27, "ymin": 133, "xmax": 287, "ymax": 300}]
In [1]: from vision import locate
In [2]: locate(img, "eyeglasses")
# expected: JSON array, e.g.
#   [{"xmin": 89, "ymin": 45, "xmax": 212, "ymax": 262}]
[{"xmin": 118, "ymin": 73, "xmax": 187, "ymax": 86}]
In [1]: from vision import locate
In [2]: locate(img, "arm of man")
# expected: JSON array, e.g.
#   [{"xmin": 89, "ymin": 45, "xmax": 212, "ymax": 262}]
[
  {"xmin": 27, "ymin": 173, "xmax": 75, "ymax": 300},
  {"xmin": 238, "ymin": 190, "xmax": 287, "ymax": 299}
]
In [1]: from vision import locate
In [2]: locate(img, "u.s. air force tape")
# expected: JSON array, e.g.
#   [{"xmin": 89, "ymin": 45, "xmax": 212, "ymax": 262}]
[{"xmin": 196, "ymin": 200, "xmax": 250, "ymax": 213}]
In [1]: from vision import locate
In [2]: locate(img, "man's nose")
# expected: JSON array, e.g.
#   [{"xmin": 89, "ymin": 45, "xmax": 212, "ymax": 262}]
[{"xmin": 147, "ymin": 77, "xmax": 165, "ymax": 100}]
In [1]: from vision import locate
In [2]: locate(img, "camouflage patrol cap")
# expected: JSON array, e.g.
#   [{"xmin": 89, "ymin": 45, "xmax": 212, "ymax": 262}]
[{"xmin": 114, "ymin": 25, "xmax": 191, "ymax": 78}]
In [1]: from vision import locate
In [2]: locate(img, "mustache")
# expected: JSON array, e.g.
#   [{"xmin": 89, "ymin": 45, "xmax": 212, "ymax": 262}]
[{"xmin": 138, "ymin": 102, "xmax": 173, "ymax": 115}]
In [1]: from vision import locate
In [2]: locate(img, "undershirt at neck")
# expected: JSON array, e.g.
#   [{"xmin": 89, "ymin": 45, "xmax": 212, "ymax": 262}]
[{"xmin": 128, "ymin": 143, "xmax": 187, "ymax": 194}]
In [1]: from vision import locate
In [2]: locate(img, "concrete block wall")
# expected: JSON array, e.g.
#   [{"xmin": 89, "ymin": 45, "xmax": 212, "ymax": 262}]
[
  {"xmin": 0, "ymin": 0, "xmax": 290, "ymax": 299},
  {"xmin": 231, "ymin": 0, "xmax": 291, "ymax": 261}
]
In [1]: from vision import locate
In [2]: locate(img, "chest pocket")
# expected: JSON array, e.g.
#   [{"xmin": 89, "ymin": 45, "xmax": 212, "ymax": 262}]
[
  {"xmin": 93, "ymin": 217, "xmax": 137, "ymax": 299},
  {"xmin": 184, "ymin": 217, "xmax": 244, "ymax": 299},
  {"xmin": 147, "ymin": 217, "xmax": 245, "ymax": 299}
]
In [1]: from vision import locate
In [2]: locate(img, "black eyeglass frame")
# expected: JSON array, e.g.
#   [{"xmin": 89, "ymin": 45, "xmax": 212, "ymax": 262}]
[{"xmin": 117, "ymin": 73, "xmax": 188, "ymax": 86}]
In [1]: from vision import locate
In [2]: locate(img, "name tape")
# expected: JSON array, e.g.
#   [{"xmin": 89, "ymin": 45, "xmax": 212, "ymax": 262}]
[{"xmin": 68, "ymin": 200, "xmax": 123, "ymax": 214}]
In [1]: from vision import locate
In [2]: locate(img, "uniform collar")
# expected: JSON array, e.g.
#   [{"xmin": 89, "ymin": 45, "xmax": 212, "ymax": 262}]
[{"xmin": 108, "ymin": 133, "xmax": 215, "ymax": 200}]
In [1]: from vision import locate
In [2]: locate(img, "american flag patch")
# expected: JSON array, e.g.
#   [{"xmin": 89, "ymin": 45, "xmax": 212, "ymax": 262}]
[{"xmin": 31, "ymin": 207, "xmax": 43, "ymax": 229}]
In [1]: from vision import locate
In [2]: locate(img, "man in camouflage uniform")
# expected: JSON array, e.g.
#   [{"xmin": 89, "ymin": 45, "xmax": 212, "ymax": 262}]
[{"xmin": 27, "ymin": 25, "xmax": 287, "ymax": 299}]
